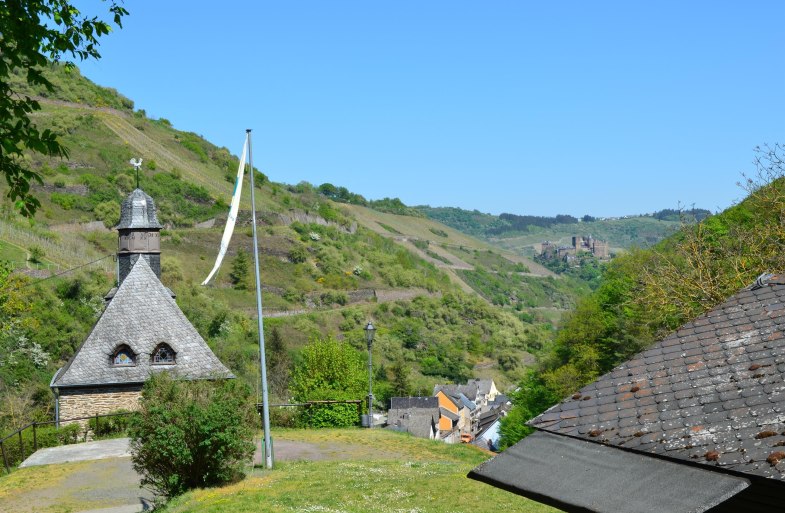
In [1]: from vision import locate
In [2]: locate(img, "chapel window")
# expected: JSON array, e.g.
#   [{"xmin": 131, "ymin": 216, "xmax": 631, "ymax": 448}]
[
  {"xmin": 151, "ymin": 343, "xmax": 176, "ymax": 365},
  {"xmin": 112, "ymin": 345, "xmax": 136, "ymax": 366}
]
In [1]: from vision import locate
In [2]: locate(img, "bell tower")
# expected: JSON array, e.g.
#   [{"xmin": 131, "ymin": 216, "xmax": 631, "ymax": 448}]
[{"xmin": 116, "ymin": 188, "xmax": 162, "ymax": 284}]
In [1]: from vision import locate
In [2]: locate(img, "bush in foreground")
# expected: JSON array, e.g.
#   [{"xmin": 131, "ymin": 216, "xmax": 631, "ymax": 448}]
[{"xmin": 129, "ymin": 374, "xmax": 256, "ymax": 499}]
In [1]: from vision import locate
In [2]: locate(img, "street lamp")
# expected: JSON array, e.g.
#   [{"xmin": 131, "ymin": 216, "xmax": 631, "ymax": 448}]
[{"xmin": 364, "ymin": 321, "xmax": 376, "ymax": 428}]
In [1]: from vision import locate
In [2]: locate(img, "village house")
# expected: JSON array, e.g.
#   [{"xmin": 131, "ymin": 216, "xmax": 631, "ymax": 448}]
[
  {"xmin": 470, "ymin": 273, "xmax": 785, "ymax": 512},
  {"xmin": 49, "ymin": 188, "xmax": 233, "ymax": 424},
  {"xmin": 386, "ymin": 396, "xmax": 439, "ymax": 440}
]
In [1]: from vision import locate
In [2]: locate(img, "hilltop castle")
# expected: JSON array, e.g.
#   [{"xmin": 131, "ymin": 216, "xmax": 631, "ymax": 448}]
[{"xmin": 540, "ymin": 235, "xmax": 609, "ymax": 262}]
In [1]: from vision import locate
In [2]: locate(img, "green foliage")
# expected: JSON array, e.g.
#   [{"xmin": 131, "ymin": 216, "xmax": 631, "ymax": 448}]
[
  {"xmin": 651, "ymin": 207, "xmax": 711, "ymax": 222},
  {"xmin": 266, "ymin": 327, "xmax": 290, "ymax": 399},
  {"xmin": 498, "ymin": 371, "xmax": 558, "ymax": 450},
  {"xmin": 317, "ymin": 183, "xmax": 367, "ymax": 205},
  {"xmin": 0, "ymin": 1, "xmax": 127, "ymax": 215},
  {"xmin": 128, "ymin": 373, "xmax": 256, "ymax": 499},
  {"xmin": 27, "ymin": 245, "xmax": 44, "ymax": 263},
  {"xmin": 229, "ymin": 251, "xmax": 250, "ymax": 290},
  {"xmin": 417, "ymin": 206, "xmax": 508, "ymax": 237},
  {"xmin": 93, "ymin": 200, "xmax": 120, "ymax": 228},
  {"xmin": 50, "ymin": 192, "xmax": 79, "ymax": 210},
  {"xmin": 291, "ymin": 337, "xmax": 367, "ymax": 427},
  {"xmin": 536, "ymin": 252, "xmax": 606, "ymax": 289},
  {"xmin": 142, "ymin": 172, "xmax": 220, "ymax": 226},
  {"xmin": 428, "ymin": 227, "xmax": 448, "ymax": 238},
  {"xmin": 0, "ymin": 423, "xmax": 81, "ymax": 471},
  {"xmin": 369, "ymin": 197, "xmax": 424, "ymax": 217},
  {"xmin": 178, "ymin": 133, "xmax": 209, "ymax": 163},
  {"xmin": 457, "ymin": 268, "xmax": 582, "ymax": 309},
  {"xmin": 389, "ymin": 359, "xmax": 412, "ymax": 397},
  {"xmin": 87, "ymin": 410, "xmax": 132, "ymax": 437},
  {"xmin": 287, "ymin": 244, "xmax": 308, "ymax": 264}
]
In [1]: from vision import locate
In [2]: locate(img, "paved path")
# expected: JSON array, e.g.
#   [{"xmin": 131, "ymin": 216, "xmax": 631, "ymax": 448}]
[
  {"xmin": 19, "ymin": 438, "xmax": 131, "ymax": 468},
  {"xmin": 3, "ymin": 439, "xmax": 149, "ymax": 513},
  {"xmin": 7, "ymin": 435, "xmax": 373, "ymax": 512}
]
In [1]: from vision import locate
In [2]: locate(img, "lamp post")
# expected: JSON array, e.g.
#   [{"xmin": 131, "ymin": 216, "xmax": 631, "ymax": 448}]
[{"xmin": 364, "ymin": 321, "xmax": 376, "ymax": 428}]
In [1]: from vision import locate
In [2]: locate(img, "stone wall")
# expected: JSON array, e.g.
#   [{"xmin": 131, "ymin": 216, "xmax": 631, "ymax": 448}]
[{"xmin": 58, "ymin": 385, "xmax": 143, "ymax": 425}]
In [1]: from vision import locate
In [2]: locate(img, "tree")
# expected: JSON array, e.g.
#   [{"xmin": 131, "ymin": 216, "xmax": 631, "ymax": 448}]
[
  {"xmin": 290, "ymin": 337, "xmax": 367, "ymax": 427},
  {"xmin": 229, "ymin": 250, "xmax": 249, "ymax": 290},
  {"xmin": 389, "ymin": 358, "xmax": 411, "ymax": 397},
  {"xmin": 129, "ymin": 373, "xmax": 256, "ymax": 500},
  {"xmin": 28, "ymin": 245, "xmax": 44, "ymax": 264},
  {"xmin": 498, "ymin": 370, "xmax": 559, "ymax": 450},
  {"xmin": 266, "ymin": 326, "xmax": 290, "ymax": 399},
  {"xmin": 0, "ymin": 1, "xmax": 128, "ymax": 216}
]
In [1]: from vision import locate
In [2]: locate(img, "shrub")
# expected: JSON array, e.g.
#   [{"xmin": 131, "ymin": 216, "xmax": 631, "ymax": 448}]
[
  {"xmin": 28, "ymin": 245, "xmax": 44, "ymax": 264},
  {"xmin": 88, "ymin": 410, "xmax": 133, "ymax": 438},
  {"xmin": 291, "ymin": 337, "xmax": 367, "ymax": 428},
  {"xmin": 129, "ymin": 374, "xmax": 256, "ymax": 499},
  {"xmin": 288, "ymin": 245, "xmax": 308, "ymax": 264},
  {"xmin": 50, "ymin": 192, "xmax": 79, "ymax": 210},
  {"xmin": 0, "ymin": 423, "xmax": 81, "ymax": 470},
  {"xmin": 94, "ymin": 200, "xmax": 121, "ymax": 228}
]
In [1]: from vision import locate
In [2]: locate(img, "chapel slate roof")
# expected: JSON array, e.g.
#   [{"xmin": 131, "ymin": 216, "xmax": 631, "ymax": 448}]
[
  {"xmin": 528, "ymin": 273, "xmax": 785, "ymax": 483},
  {"xmin": 116, "ymin": 188, "xmax": 162, "ymax": 229},
  {"xmin": 52, "ymin": 258, "xmax": 233, "ymax": 388}
]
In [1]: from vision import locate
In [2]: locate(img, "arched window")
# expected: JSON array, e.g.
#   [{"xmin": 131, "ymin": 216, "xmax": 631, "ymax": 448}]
[
  {"xmin": 112, "ymin": 345, "xmax": 136, "ymax": 366},
  {"xmin": 151, "ymin": 343, "xmax": 176, "ymax": 365}
]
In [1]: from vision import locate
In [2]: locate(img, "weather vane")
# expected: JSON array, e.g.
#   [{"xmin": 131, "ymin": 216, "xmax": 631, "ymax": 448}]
[{"xmin": 129, "ymin": 158, "xmax": 143, "ymax": 188}]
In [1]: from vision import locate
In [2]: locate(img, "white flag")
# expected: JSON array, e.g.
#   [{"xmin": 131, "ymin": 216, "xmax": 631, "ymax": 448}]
[{"xmin": 202, "ymin": 137, "xmax": 247, "ymax": 285}]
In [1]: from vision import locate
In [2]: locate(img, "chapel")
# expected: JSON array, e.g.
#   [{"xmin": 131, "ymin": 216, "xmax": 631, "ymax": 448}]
[{"xmin": 50, "ymin": 188, "xmax": 233, "ymax": 423}]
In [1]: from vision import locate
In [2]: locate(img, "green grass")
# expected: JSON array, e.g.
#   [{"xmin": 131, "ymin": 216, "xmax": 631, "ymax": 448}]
[
  {"xmin": 162, "ymin": 428, "xmax": 557, "ymax": 513},
  {"xmin": 0, "ymin": 239, "xmax": 30, "ymax": 262}
]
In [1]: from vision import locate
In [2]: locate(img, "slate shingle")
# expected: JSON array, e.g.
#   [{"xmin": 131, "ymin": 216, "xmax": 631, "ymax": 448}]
[
  {"xmin": 529, "ymin": 273, "xmax": 785, "ymax": 483},
  {"xmin": 52, "ymin": 258, "xmax": 233, "ymax": 387}
]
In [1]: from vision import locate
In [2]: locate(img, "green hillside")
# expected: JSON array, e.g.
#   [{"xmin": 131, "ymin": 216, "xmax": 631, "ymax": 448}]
[
  {"xmin": 418, "ymin": 205, "xmax": 707, "ymax": 257},
  {"xmin": 0, "ymin": 65, "xmax": 582, "ymax": 435}
]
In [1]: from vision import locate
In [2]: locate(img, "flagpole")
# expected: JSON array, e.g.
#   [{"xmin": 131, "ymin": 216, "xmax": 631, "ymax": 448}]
[{"xmin": 247, "ymin": 129, "xmax": 273, "ymax": 469}]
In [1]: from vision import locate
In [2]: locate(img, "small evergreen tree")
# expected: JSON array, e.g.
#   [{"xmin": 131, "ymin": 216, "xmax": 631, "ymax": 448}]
[
  {"xmin": 230, "ymin": 250, "xmax": 250, "ymax": 290},
  {"xmin": 389, "ymin": 359, "xmax": 411, "ymax": 397},
  {"xmin": 266, "ymin": 327, "xmax": 290, "ymax": 399}
]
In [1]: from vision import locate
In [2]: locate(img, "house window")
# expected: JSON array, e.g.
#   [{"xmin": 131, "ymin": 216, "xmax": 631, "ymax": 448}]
[
  {"xmin": 151, "ymin": 343, "xmax": 176, "ymax": 365},
  {"xmin": 112, "ymin": 345, "xmax": 136, "ymax": 366}
]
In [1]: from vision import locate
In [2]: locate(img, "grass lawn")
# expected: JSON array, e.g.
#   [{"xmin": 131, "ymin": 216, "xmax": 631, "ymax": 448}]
[{"xmin": 162, "ymin": 428, "xmax": 558, "ymax": 513}]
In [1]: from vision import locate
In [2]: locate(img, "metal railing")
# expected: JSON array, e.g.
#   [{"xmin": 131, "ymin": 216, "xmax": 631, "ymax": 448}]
[
  {"xmin": 0, "ymin": 411, "xmax": 133, "ymax": 474},
  {"xmin": 257, "ymin": 400, "xmax": 364, "ymax": 428}
]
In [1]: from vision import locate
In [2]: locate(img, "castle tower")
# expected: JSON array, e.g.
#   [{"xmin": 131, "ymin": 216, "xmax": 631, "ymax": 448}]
[{"xmin": 116, "ymin": 188, "xmax": 162, "ymax": 284}]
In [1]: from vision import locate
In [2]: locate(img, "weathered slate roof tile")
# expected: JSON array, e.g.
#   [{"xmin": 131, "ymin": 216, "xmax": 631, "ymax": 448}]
[
  {"xmin": 52, "ymin": 258, "xmax": 233, "ymax": 387},
  {"xmin": 529, "ymin": 273, "xmax": 785, "ymax": 483}
]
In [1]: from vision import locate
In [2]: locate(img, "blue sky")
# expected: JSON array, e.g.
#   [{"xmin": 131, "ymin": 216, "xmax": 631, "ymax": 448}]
[{"xmin": 78, "ymin": 1, "xmax": 784, "ymax": 217}]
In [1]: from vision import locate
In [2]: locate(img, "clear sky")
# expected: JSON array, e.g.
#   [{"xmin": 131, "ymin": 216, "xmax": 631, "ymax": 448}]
[{"xmin": 77, "ymin": 1, "xmax": 784, "ymax": 217}]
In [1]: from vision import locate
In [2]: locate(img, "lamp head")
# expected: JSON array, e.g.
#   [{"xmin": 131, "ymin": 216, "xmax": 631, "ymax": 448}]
[{"xmin": 364, "ymin": 321, "xmax": 376, "ymax": 348}]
